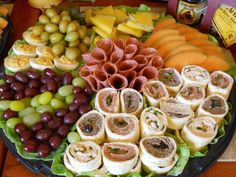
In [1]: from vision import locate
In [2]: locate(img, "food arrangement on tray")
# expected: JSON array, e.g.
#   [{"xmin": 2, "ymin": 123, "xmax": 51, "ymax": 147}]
[{"xmin": 0, "ymin": 4, "xmax": 235, "ymax": 177}]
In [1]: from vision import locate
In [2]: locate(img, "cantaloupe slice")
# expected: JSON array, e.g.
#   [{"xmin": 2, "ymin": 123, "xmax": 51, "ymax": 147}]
[
  {"xmin": 164, "ymin": 44, "xmax": 202, "ymax": 61},
  {"xmin": 0, "ymin": 17, "xmax": 8, "ymax": 29},
  {"xmin": 144, "ymin": 29, "xmax": 179, "ymax": 47},
  {"xmin": 174, "ymin": 24, "xmax": 198, "ymax": 34},
  {"xmin": 90, "ymin": 14, "xmax": 116, "ymax": 35},
  {"xmin": 0, "ymin": 6, "xmax": 9, "ymax": 16},
  {"xmin": 153, "ymin": 34, "xmax": 186, "ymax": 48},
  {"xmin": 190, "ymin": 39, "xmax": 217, "ymax": 47},
  {"xmin": 154, "ymin": 18, "xmax": 176, "ymax": 31},
  {"xmin": 165, "ymin": 51, "xmax": 207, "ymax": 72},
  {"xmin": 199, "ymin": 55, "xmax": 229, "ymax": 71},
  {"xmin": 184, "ymin": 32, "xmax": 208, "ymax": 41},
  {"xmin": 156, "ymin": 40, "xmax": 187, "ymax": 57},
  {"xmin": 200, "ymin": 46, "xmax": 222, "ymax": 53}
]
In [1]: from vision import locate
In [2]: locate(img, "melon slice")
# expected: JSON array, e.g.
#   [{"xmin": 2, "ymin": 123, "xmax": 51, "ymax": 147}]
[
  {"xmin": 165, "ymin": 51, "xmax": 207, "ymax": 72},
  {"xmin": 184, "ymin": 32, "xmax": 208, "ymax": 41},
  {"xmin": 144, "ymin": 29, "xmax": 179, "ymax": 47},
  {"xmin": 154, "ymin": 18, "xmax": 176, "ymax": 31},
  {"xmin": 90, "ymin": 14, "xmax": 116, "ymax": 35},
  {"xmin": 157, "ymin": 40, "xmax": 187, "ymax": 57},
  {"xmin": 153, "ymin": 34, "xmax": 186, "ymax": 48},
  {"xmin": 164, "ymin": 44, "xmax": 202, "ymax": 61},
  {"xmin": 174, "ymin": 24, "xmax": 198, "ymax": 34},
  {"xmin": 190, "ymin": 39, "xmax": 217, "ymax": 47},
  {"xmin": 199, "ymin": 55, "xmax": 229, "ymax": 71},
  {"xmin": 117, "ymin": 22, "xmax": 144, "ymax": 38}
]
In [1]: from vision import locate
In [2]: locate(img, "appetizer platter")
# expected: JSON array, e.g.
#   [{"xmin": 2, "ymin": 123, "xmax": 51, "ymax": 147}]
[{"xmin": 0, "ymin": 4, "xmax": 236, "ymax": 177}]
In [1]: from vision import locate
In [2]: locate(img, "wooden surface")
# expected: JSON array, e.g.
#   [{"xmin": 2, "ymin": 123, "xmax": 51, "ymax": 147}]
[{"xmin": 0, "ymin": 0, "xmax": 236, "ymax": 177}]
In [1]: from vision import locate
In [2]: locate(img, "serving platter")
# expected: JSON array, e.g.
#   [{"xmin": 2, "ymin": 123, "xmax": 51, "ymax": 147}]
[{"xmin": 0, "ymin": 4, "xmax": 236, "ymax": 177}]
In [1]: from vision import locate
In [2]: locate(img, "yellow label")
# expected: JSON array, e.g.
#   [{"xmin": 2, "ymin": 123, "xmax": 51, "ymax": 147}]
[{"xmin": 212, "ymin": 4, "xmax": 236, "ymax": 47}]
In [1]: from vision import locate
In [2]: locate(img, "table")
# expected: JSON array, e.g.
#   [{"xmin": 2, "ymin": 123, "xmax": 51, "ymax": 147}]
[{"xmin": 1, "ymin": 0, "xmax": 236, "ymax": 177}]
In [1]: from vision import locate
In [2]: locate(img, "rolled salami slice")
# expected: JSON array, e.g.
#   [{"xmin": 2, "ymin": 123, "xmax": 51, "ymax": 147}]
[
  {"xmin": 82, "ymin": 53, "xmax": 100, "ymax": 65},
  {"xmin": 120, "ymin": 88, "xmax": 143, "ymax": 116},
  {"xmin": 113, "ymin": 39, "xmax": 125, "ymax": 50},
  {"xmin": 160, "ymin": 98, "xmax": 194, "ymax": 130},
  {"xmin": 96, "ymin": 38, "xmax": 114, "ymax": 57},
  {"xmin": 110, "ymin": 49, "xmax": 124, "ymax": 65},
  {"xmin": 140, "ymin": 107, "xmax": 167, "ymax": 138},
  {"xmin": 105, "ymin": 113, "xmax": 139, "ymax": 143},
  {"xmin": 79, "ymin": 66, "xmax": 91, "ymax": 80},
  {"xmin": 181, "ymin": 116, "xmax": 218, "ymax": 151},
  {"xmin": 126, "ymin": 37, "xmax": 139, "ymax": 46},
  {"xmin": 138, "ymin": 66, "xmax": 158, "ymax": 80},
  {"xmin": 76, "ymin": 110, "xmax": 105, "ymax": 144},
  {"xmin": 143, "ymin": 80, "xmax": 169, "ymax": 107},
  {"xmin": 108, "ymin": 74, "xmax": 128, "ymax": 90},
  {"xmin": 148, "ymin": 55, "xmax": 163, "ymax": 69},
  {"xmin": 93, "ymin": 70, "xmax": 108, "ymax": 87},
  {"xmin": 85, "ymin": 63, "xmax": 102, "ymax": 72},
  {"xmin": 140, "ymin": 47, "xmax": 158, "ymax": 58},
  {"xmin": 207, "ymin": 71, "xmax": 233, "ymax": 100},
  {"xmin": 196, "ymin": 94, "xmax": 229, "ymax": 123},
  {"xmin": 124, "ymin": 70, "xmax": 137, "ymax": 84},
  {"xmin": 95, "ymin": 87, "xmax": 120, "ymax": 115},
  {"xmin": 140, "ymin": 136, "xmax": 178, "ymax": 174},
  {"xmin": 181, "ymin": 65, "xmax": 210, "ymax": 89},
  {"xmin": 129, "ymin": 76, "xmax": 148, "ymax": 92},
  {"xmin": 102, "ymin": 142, "xmax": 139, "ymax": 175},
  {"xmin": 91, "ymin": 47, "xmax": 108, "ymax": 64},
  {"xmin": 124, "ymin": 44, "xmax": 138, "ymax": 59},
  {"xmin": 102, "ymin": 62, "xmax": 118, "ymax": 76},
  {"xmin": 176, "ymin": 84, "xmax": 205, "ymax": 111},
  {"xmin": 87, "ymin": 75, "xmax": 103, "ymax": 92},
  {"xmin": 118, "ymin": 60, "xmax": 138, "ymax": 75},
  {"xmin": 133, "ymin": 55, "xmax": 148, "ymax": 70},
  {"xmin": 64, "ymin": 141, "xmax": 102, "ymax": 174},
  {"xmin": 158, "ymin": 68, "xmax": 183, "ymax": 96}
]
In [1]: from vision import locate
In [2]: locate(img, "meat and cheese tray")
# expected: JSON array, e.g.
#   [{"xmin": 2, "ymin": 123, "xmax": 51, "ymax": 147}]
[{"xmin": 0, "ymin": 4, "xmax": 236, "ymax": 177}]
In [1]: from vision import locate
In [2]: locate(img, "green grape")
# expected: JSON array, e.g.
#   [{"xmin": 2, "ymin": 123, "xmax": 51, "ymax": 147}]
[
  {"xmin": 82, "ymin": 36, "xmax": 91, "ymax": 46},
  {"xmin": 32, "ymin": 25, "xmax": 44, "ymax": 36},
  {"xmin": 61, "ymin": 15, "xmax": 71, "ymax": 22},
  {"xmin": 0, "ymin": 79, "xmax": 5, "ymax": 85},
  {"xmin": 58, "ymin": 85, "xmax": 73, "ymax": 96},
  {"xmin": 59, "ymin": 20, "xmax": 69, "ymax": 33},
  {"xmin": 66, "ymin": 21, "xmax": 78, "ymax": 33},
  {"xmin": 6, "ymin": 117, "xmax": 23, "ymax": 129},
  {"xmin": 51, "ymin": 14, "xmax": 61, "ymax": 24},
  {"xmin": 36, "ymin": 105, "xmax": 54, "ymax": 113},
  {"xmin": 10, "ymin": 100, "xmax": 25, "ymax": 111},
  {"xmin": 0, "ymin": 100, "xmax": 11, "ymax": 111},
  {"xmin": 52, "ymin": 42, "xmax": 65, "ymax": 56},
  {"xmin": 79, "ymin": 43, "xmax": 88, "ymax": 53},
  {"xmin": 60, "ymin": 10, "xmax": 69, "ymax": 17},
  {"xmin": 31, "ymin": 95, "xmax": 41, "ymax": 107},
  {"xmin": 65, "ymin": 47, "xmax": 80, "ymax": 60},
  {"xmin": 50, "ymin": 98, "xmax": 66, "ymax": 109},
  {"xmin": 19, "ymin": 107, "xmax": 35, "ymax": 118},
  {"xmin": 23, "ymin": 112, "xmax": 40, "ymax": 127},
  {"xmin": 65, "ymin": 31, "xmax": 79, "ymax": 42},
  {"xmin": 67, "ymin": 132, "xmax": 81, "ymax": 143},
  {"xmin": 65, "ymin": 95, "xmax": 74, "ymax": 104},
  {"xmin": 45, "ymin": 23, "xmax": 58, "ymax": 33},
  {"xmin": 54, "ymin": 92, "xmax": 65, "ymax": 101},
  {"xmin": 78, "ymin": 25, "xmax": 87, "ymax": 39},
  {"xmin": 38, "ymin": 91, "xmax": 53, "ymax": 105},
  {"xmin": 50, "ymin": 32, "xmax": 64, "ymax": 44},
  {"xmin": 39, "ymin": 15, "xmax": 50, "ymax": 24},
  {"xmin": 21, "ymin": 98, "xmax": 32, "ymax": 107},
  {"xmin": 40, "ymin": 31, "xmax": 50, "ymax": 42},
  {"xmin": 68, "ymin": 40, "xmax": 80, "ymax": 47},
  {"xmin": 46, "ymin": 8, "xmax": 57, "ymax": 18},
  {"xmin": 72, "ymin": 77, "xmax": 87, "ymax": 88}
]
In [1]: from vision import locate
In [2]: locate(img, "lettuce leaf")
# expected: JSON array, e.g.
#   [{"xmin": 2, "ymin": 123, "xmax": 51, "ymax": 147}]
[
  {"xmin": 137, "ymin": 4, "xmax": 151, "ymax": 12},
  {"xmin": 190, "ymin": 146, "xmax": 208, "ymax": 158},
  {"xmin": 168, "ymin": 143, "xmax": 190, "ymax": 176}
]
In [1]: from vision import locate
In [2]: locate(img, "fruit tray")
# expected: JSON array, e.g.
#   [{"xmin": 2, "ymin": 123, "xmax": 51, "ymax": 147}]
[{"xmin": 0, "ymin": 76, "xmax": 235, "ymax": 177}]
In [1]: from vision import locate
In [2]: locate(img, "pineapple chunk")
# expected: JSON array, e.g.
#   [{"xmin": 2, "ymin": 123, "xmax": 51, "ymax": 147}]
[
  {"xmin": 128, "ymin": 12, "xmax": 154, "ymax": 32},
  {"xmin": 95, "ymin": 5, "xmax": 114, "ymax": 16},
  {"xmin": 92, "ymin": 26, "xmax": 117, "ymax": 39},
  {"xmin": 114, "ymin": 8, "xmax": 128, "ymax": 24},
  {"xmin": 90, "ymin": 14, "xmax": 116, "ymax": 35},
  {"xmin": 85, "ymin": 9, "xmax": 94, "ymax": 24},
  {"xmin": 117, "ymin": 22, "xmax": 144, "ymax": 38}
]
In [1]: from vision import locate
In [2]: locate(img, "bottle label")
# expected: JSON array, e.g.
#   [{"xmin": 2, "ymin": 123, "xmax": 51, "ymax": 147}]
[
  {"xmin": 177, "ymin": 0, "xmax": 207, "ymax": 25},
  {"xmin": 211, "ymin": 4, "xmax": 236, "ymax": 47}
]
